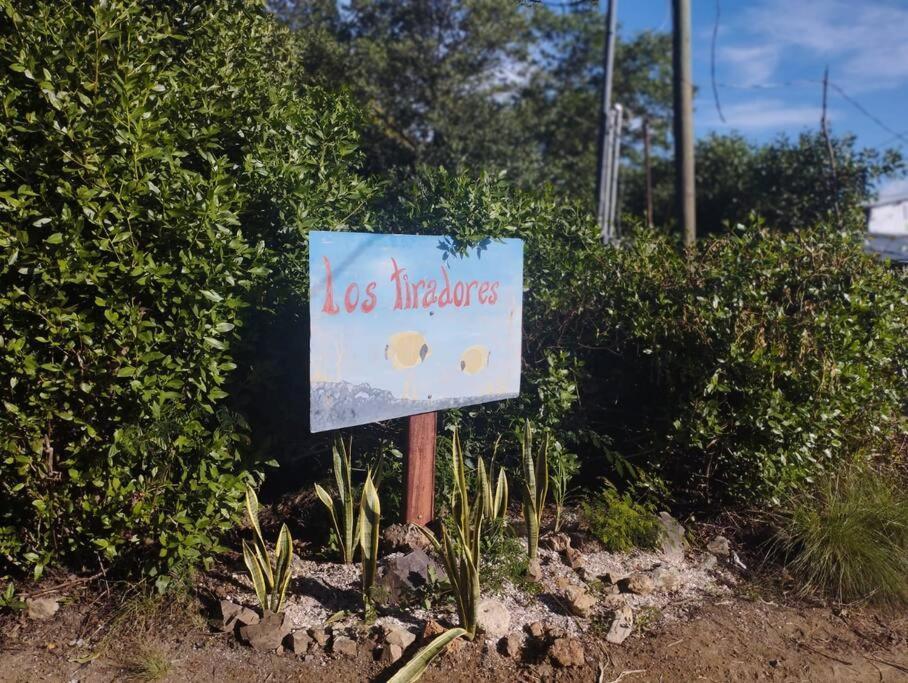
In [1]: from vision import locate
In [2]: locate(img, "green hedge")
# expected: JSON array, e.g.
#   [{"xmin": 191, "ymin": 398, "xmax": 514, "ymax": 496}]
[
  {"xmin": 601, "ymin": 224, "xmax": 908, "ymax": 504},
  {"xmin": 0, "ymin": 0, "xmax": 367, "ymax": 580}
]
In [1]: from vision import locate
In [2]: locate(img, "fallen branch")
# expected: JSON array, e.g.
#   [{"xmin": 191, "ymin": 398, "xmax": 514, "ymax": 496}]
[
  {"xmin": 606, "ymin": 670, "xmax": 646, "ymax": 683},
  {"xmin": 795, "ymin": 640, "xmax": 854, "ymax": 667},
  {"xmin": 862, "ymin": 654, "xmax": 908, "ymax": 675},
  {"xmin": 22, "ymin": 572, "xmax": 104, "ymax": 598}
]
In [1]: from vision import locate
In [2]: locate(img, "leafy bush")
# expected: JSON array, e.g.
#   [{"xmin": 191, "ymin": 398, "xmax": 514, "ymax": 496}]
[
  {"xmin": 767, "ymin": 468, "xmax": 908, "ymax": 604},
  {"xmin": 0, "ymin": 0, "xmax": 366, "ymax": 578},
  {"xmin": 601, "ymin": 223, "xmax": 908, "ymax": 504},
  {"xmin": 580, "ymin": 485, "xmax": 660, "ymax": 552}
]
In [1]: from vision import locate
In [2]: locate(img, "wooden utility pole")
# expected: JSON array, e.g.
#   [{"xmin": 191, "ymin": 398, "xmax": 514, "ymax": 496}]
[
  {"xmin": 820, "ymin": 66, "xmax": 841, "ymax": 225},
  {"xmin": 595, "ymin": 0, "xmax": 618, "ymax": 240},
  {"xmin": 672, "ymin": 0, "xmax": 696, "ymax": 247},
  {"xmin": 643, "ymin": 118, "xmax": 654, "ymax": 228},
  {"xmin": 404, "ymin": 412, "xmax": 436, "ymax": 525}
]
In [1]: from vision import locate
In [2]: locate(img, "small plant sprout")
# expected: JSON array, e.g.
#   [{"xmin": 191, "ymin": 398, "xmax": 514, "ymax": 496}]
[
  {"xmin": 359, "ymin": 470, "xmax": 381, "ymax": 622},
  {"xmin": 418, "ymin": 426, "xmax": 484, "ymax": 639},
  {"xmin": 241, "ymin": 486, "xmax": 294, "ymax": 614},
  {"xmin": 314, "ymin": 436, "xmax": 359, "ymax": 563},
  {"xmin": 477, "ymin": 456, "xmax": 508, "ymax": 524},
  {"xmin": 520, "ymin": 420, "xmax": 549, "ymax": 562},
  {"xmin": 549, "ymin": 443, "xmax": 579, "ymax": 532}
]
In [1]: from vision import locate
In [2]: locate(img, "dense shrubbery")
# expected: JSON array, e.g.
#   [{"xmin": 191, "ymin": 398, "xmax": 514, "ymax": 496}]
[
  {"xmin": 0, "ymin": 0, "xmax": 366, "ymax": 580},
  {"xmin": 600, "ymin": 224, "xmax": 908, "ymax": 505}
]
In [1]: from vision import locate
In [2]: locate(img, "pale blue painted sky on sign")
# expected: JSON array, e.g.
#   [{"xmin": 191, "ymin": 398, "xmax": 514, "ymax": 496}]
[
  {"xmin": 309, "ymin": 232, "xmax": 524, "ymax": 402},
  {"xmin": 612, "ymin": 0, "xmax": 908, "ymax": 198}
]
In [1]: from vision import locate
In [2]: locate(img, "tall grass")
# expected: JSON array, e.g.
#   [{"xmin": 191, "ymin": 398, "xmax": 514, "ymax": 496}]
[{"xmin": 768, "ymin": 468, "xmax": 908, "ymax": 604}]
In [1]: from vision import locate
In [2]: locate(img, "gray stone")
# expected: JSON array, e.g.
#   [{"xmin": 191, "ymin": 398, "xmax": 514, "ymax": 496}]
[
  {"xmin": 380, "ymin": 642, "xmax": 403, "ymax": 664},
  {"xmin": 239, "ymin": 611, "xmax": 290, "ymax": 651},
  {"xmin": 218, "ymin": 600, "xmax": 258, "ymax": 632},
  {"xmin": 701, "ymin": 553, "xmax": 718, "ymax": 571},
  {"xmin": 562, "ymin": 546, "xmax": 586, "ymax": 571},
  {"xmin": 541, "ymin": 532, "xmax": 572, "ymax": 553},
  {"xmin": 650, "ymin": 566, "xmax": 681, "ymax": 592},
  {"xmin": 606, "ymin": 605, "xmax": 634, "ymax": 644},
  {"xmin": 499, "ymin": 633, "xmax": 522, "ymax": 657},
  {"xmin": 285, "ymin": 630, "xmax": 313, "ymax": 655},
  {"xmin": 526, "ymin": 558, "xmax": 543, "ymax": 582},
  {"xmin": 26, "ymin": 597, "xmax": 58, "ymax": 620},
  {"xmin": 476, "ymin": 598, "xmax": 511, "ymax": 637},
  {"xmin": 309, "ymin": 627, "xmax": 329, "ymax": 648},
  {"xmin": 549, "ymin": 637, "xmax": 584, "ymax": 667},
  {"xmin": 562, "ymin": 584, "xmax": 596, "ymax": 618},
  {"xmin": 382, "ymin": 523, "xmax": 432, "ymax": 554},
  {"xmin": 376, "ymin": 550, "xmax": 446, "ymax": 605},
  {"xmin": 707, "ymin": 535, "xmax": 731, "ymax": 557},
  {"xmin": 331, "ymin": 635, "xmax": 358, "ymax": 657},
  {"xmin": 617, "ymin": 572, "xmax": 654, "ymax": 595},
  {"xmin": 383, "ymin": 626, "xmax": 416, "ymax": 650},
  {"xmin": 657, "ymin": 511, "xmax": 686, "ymax": 563},
  {"xmin": 526, "ymin": 621, "xmax": 546, "ymax": 640}
]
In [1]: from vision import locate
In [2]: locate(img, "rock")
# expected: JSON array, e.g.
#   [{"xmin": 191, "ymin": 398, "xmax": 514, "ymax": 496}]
[
  {"xmin": 526, "ymin": 557, "xmax": 543, "ymax": 582},
  {"xmin": 239, "ymin": 611, "xmax": 291, "ymax": 651},
  {"xmin": 526, "ymin": 621, "xmax": 546, "ymax": 640},
  {"xmin": 657, "ymin": 511, "xmax": 686, "ymax": 563},
  {"xmin": 384, "ymin": 626, "xmax": 416, "ymax": 651},
  {"xmin": 26, "ymin": 597, "xmax": 59, "ymax": 621},
  {"xmin": 541, "ymin": 533, "xmax": 572, "ymax": 553},
  {"xmin": 376, "ymin": 550, "xmax": 446, "ymax": 605},
  {"xmin": 549, "ymin": 637, "xmax": 585, "ymax": 668},
  {"xmin": 285, "ymin": 630, "xmax": 313, "ymax": 655},
  {"xmin": 617, "ymin": 572, "xmax": 654, "ymax": 595},
  {"xmin": 562, "ymin": 584, "xmax": 596, "ymax": 618},
  {"xmin": 562, "ymin": 546, "xmax": 586, "ymax": 571},
  {"xmin": 217, "ymin": 600, "xmax": 258, "ymax": 632},
  {"xmin": 217, "ymin": 599, "xmax": 242, "ymax": 630},
  {"xmin": 309, "ymin": 627, "xmax": 329, "ymax": 648},
  {"xmin": 499, "ymin": 633, "xmax": 522, "ymax": 657},
  {"xmin": 601, "ymin": 571, "xmax": 624, "ymax": 586},
  {"xmin": 700, "ymin": 553, "xmax": 718, "ymax": 571},
  {"xmin": 382, "ymin": 523, "xmax": 432, "ymax": 553},
  {"xmin": 421, "ymin": 620, "xmax": 446, "ymax": 642},
  {"xmin": 331, "ymin": 635, "xmax": 357, "ymax": 657},
  {"xmin": 380, "ymin": 643, "xmax": 404, "ymax": 664},
  {"xmin": 707, "ymin": 535, "xmax": 731, "ymax": 557},
  {"xmin": 606, "ymin": 605, "xmax": 634, "ymax": 644},
  {"xmin": 477, "ymin": 598, "xmax": 511, "ymax": 637},
  {"xmin": 650, "ymin": 566, "xmax": 681, "ymax": 592}
]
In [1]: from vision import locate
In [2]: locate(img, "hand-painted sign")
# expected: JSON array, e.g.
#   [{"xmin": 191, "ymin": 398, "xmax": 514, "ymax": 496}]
[{"xmin": 309, "ymin": 231, "xmax": 524, "ymax": 432}]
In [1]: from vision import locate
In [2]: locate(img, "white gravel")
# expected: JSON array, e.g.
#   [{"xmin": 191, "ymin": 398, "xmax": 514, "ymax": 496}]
[{"xmin": 223, "ymin": 526, "xmax": 734, "ymax": 646}]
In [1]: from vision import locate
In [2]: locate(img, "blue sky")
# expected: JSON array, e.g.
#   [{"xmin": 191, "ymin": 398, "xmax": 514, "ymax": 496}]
[
  {"xmin": 309, "ymin": 232, "xmax": 523, "ymax": 405},
  {"xmin": 614, "ymin": 0, "xmax": 908, "ymax": 199}
]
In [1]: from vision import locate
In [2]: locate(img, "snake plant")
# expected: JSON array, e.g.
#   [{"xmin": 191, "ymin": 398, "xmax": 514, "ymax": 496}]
[
  {"xmin": 359, "ymin": 470, "xmax": 381, "ymax": 621},
  {"xmin": 242, "ymin": 485, "xmax": 294, "ymax": 613},
  {"xmin": 520, "ymin": 420, "xmax": 549, "ymax": 562},
  {"xmin": 418, "ymin": 426, "xmax": 483, "ymax": 639},
  {"xmin": 388, "ymin": 627, "xmax": 468, "ymax": 683},
  {"xmin": 477, "ymin": 457, "xmax": 508, "ymax": 523},
  {"xmin": 314, "ymin": 436, "xmax": 359, "ymax": 563}
]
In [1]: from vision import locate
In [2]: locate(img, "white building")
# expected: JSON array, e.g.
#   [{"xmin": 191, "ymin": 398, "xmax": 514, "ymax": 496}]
[
  {"xmin": 864, "ymin": 194, "xmax": 908, "ymax": 265},
  {"xmin": 867, "ymin": 194, "xmax": 908, "ymax": 236}
]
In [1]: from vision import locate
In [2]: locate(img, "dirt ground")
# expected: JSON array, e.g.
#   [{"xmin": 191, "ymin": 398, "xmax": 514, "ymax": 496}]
[{"xmin": 2, "ymin": 576, "xmax": 906, "ymax": 683}]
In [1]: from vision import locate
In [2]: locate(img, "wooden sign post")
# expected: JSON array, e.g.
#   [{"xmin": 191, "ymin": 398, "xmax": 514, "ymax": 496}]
[{"xmin": 405, "ymin": 412, "xmax": 437, "ymax": 525}]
